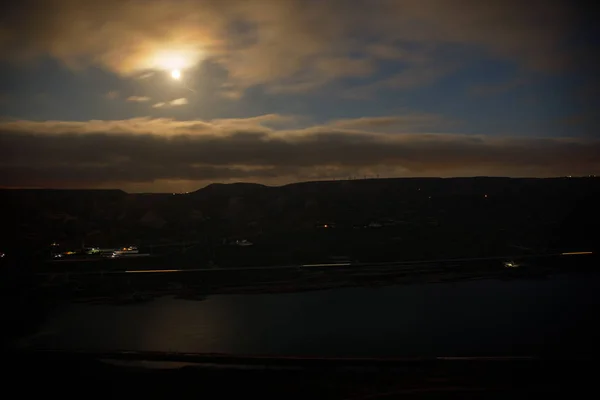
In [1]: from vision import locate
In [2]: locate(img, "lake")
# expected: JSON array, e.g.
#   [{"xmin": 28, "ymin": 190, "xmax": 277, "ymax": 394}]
[{"xmin": 18, "ymin": 272, "xmax": 600, "ymax": 358}]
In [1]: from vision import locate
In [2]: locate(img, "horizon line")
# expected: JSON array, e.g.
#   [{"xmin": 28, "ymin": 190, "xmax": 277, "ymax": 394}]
[{"xmin": 1, "ymin": 175, "xmax": 597, "ymax": 194}]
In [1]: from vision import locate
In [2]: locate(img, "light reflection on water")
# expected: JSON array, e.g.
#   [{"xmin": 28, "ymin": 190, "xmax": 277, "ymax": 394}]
[{"xmin": 20, "ymin": 273, "xmax": 600, "ymax": 358}]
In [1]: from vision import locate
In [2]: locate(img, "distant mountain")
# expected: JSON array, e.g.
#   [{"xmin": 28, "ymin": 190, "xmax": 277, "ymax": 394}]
[
  {"xmin": 1, "ymin": 178, "xmax": 599, "ymax": 258},
  {"xmin": 193, "ymin": 182, "xmax": 269, "ymax": 197}
]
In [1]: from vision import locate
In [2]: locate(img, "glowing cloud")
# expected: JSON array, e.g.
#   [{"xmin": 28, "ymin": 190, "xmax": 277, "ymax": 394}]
[
  {"xmin": 170, "ymin": 98, "xmax": 188, "ymax": 106},
  {"xmin": 145, "ymin": 48, "xmax": 203, "ymax": 72},
  {"xmin": 127, "ymin": 96, "xmax": 151, "ymax": 102}
]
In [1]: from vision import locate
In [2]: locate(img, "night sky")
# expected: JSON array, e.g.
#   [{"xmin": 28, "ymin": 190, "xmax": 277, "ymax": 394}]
[{"xmin": 0, "ymin": 0, "xmax": 598, "ymax": 192}]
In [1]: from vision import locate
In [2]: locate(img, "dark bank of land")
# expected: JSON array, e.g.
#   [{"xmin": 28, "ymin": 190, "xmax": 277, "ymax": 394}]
[
  {"xmin": 1, "ymin": 177, "xmax": 599, "ymax": 272},
  {"xmin": 11, "ymin": 253, "xmax": 599, "ymax": 304}
]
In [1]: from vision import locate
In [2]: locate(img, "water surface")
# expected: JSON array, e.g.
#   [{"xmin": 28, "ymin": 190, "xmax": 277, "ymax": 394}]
[{"xmin": 21, "ymin": 273, "xmax": 600, "ymax": 357}]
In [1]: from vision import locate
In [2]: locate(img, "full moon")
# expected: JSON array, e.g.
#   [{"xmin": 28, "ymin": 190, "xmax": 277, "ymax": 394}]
[{"xmin": 171, "ymin": 69, "xmax": 181, "ymax": 80}]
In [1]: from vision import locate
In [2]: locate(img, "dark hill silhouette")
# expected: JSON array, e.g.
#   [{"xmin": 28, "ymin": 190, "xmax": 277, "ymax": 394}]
[{"xmin": 1, "ymin": 177, "xmax": 598, "ymax": 263}]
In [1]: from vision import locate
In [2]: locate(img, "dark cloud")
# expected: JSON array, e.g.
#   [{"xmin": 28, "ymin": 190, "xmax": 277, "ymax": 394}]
[
  {"xmin": 0, "ymin": 0, "xmax": 591, "ymax": 94},
  {"xmin": 328, "ymin": 114, "xmax": 451, "ymax": 131},
  {"xmin": 1, "ymin": 116, "xmax": 598, "ymax": 190}
]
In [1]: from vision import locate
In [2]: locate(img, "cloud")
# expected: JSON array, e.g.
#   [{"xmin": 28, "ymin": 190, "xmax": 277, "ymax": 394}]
[
  {"xmin": 105, "ymin": 91, "xmax": 119, "ymax": 99},
  {"xmin": 170, "ymin": 98, "xmax": 188, "ymax": 106},
  {"xmin": 219, "ymin": 88, "xmax": 244, "ymax": 100},
  {"xmin": 127, "ymin": 96, "xmax": 151, "ymax": 102},
  {"xmin": 1, "ymin": 115, "xmax": 598, "ymax": 190},
  {"xmin": 152, "ymin": 98, "xmax": 187, "ymax": 108},
  {"xmin": 209, "ymin": 114, "xmax": 297, "ymax": 128},
  {"xmin": 0, "ymin": 0, "xmax": 589, "ymax": 95},
  {"xmin": 327, "ymin": 114, "xmax": 454, "ymax": 132},
  {"xmin": 138, "ymin": 72, "xmax": 155, "ymax": 79}
]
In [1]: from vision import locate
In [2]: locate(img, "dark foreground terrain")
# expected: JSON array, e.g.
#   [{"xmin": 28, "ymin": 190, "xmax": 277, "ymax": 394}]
[
  {"xmin": 5, "ymin": 352, "xmax": 595, "ymax": 398},
  {"xmin": 1, "ymin": 177, "xmax": 598, "ymax": 357},
  {"xmin": 4, "ymin": 352, "xmax": 595, "ymax": 398},
  {"xmin": 1, "ymin": 177, "xmax": 599, "ymax": 270}
]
